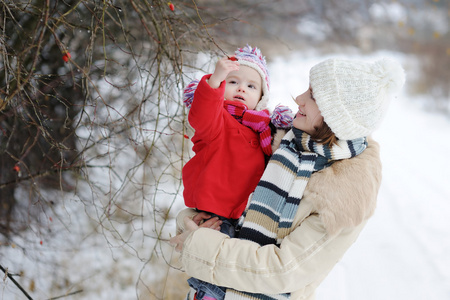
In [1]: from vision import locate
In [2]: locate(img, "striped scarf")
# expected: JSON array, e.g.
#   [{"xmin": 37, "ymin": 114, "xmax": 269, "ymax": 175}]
[
  {"xmin": 224, "ymin": 128, "xmax": 367, "ymax": 300},
  {"xmin": 224, "ymin": 100, "xmax": 273, "ymax": 156}
]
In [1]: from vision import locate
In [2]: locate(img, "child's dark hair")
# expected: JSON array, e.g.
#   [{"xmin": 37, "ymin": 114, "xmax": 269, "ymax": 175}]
[{"xmin": 310, "ymin": 120, "xmax": 338, "ymax": 148}]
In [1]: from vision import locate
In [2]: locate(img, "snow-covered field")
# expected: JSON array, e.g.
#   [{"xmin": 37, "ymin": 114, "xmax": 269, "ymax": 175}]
[{"xmin": 2, "ymin": 51, "xmax": 450, "ymax": 300}]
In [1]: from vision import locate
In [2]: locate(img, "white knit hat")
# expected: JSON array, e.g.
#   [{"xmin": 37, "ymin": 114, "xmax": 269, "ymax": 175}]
[
  {"xmin": 310, "ymin": 58, "xmax": 405, "ymax": 140},
  {"xmin": 234, "ymin": 45, "xmax": 270, "ymax": 111}
]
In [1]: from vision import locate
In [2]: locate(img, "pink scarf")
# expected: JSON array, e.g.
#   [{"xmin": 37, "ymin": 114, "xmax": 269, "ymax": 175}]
[{"xmin": 223, "ymin": 100, "xmax": 272, "ymax": 156}]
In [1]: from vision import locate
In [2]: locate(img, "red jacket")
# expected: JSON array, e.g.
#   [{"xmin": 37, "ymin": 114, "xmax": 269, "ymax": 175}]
[{"xmin": 182, "ymin": 75, "xmax": 266, "ymax": 219}]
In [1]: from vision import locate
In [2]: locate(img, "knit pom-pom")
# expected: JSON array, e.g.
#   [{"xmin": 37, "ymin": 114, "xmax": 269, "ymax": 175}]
[
  {"xmin": 183, "ymin": 79, "xmax": 199, "ymax": 109},
  {"xmin": 271, "ymin": 104, "xmax": 294, "ymax": 128},
  {"xmin": 373, "ymin": 58, "xmax": 406, "ymax": 95},
  {"xmin": 235, "ymin": 44, "xmax": 264, "ymax": 61}
]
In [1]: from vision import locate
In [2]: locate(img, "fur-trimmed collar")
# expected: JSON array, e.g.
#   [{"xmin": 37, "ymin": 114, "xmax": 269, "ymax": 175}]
[{"xmin": 304, "ymin": 138, "xmax": 382, "ymax": 235}]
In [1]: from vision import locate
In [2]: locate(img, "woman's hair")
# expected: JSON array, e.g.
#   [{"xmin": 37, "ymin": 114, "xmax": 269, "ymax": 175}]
[{"xmin": 310, "ymin": 120, "xmax": 338, "ymax": 148}]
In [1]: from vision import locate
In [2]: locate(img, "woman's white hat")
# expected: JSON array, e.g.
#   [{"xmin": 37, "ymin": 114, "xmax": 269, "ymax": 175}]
[{"xmin": 310, "ymin": 58, "xmax": 405, "ymax": 140}]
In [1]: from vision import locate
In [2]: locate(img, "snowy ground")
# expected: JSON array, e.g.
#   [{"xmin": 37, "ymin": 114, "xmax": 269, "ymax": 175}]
[{"xmin": 2, "ymin": 51, "xmax": 450, "ymax": 300}]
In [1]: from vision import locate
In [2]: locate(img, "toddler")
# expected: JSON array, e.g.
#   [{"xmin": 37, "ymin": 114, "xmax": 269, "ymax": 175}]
[{"xmin": 181, "ymin": 45, "xmax": 292, "ymax": 300}]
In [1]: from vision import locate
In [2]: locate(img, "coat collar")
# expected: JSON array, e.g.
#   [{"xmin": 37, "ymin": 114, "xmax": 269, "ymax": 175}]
[{"xmin": 304, "ymin": 137, "xmax": 381, "ymax": 235}]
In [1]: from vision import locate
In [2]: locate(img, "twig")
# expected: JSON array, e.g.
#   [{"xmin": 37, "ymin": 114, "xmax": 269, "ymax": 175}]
[
  {"xmin": 191, "ymin": 0, "xmax": 229, "ymax": 57},
  {"xmin": 47, "ymin": 289, "xmax": 83, "ymax": 300},
  {"xmin": 0, "ymin": 264, "xmax": 33, "ymax": 300},
  {"xmin": 5, "ymin": 0, "xmax": 50, "ymax": 103}
]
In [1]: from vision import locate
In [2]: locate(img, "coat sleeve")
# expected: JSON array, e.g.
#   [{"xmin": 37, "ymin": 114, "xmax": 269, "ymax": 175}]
[
  {"xmin": 188, "ymin": 74, "xmax": 226, "ymax": 140},
  {"xmin": 175, "ymin": 208, "xmax": 198, "ymax": 235},
  {"xmin": 179, "ymin": 139, "xmax": 382, "ymax": 294},
  {"xmin": 181, "ymin": 214, "xmax": 366, "ymax": 294}
]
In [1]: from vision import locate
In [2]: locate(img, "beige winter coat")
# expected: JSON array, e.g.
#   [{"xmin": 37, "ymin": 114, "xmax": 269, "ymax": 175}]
[{"xmin": 176, "ymin": 138, "xmax": 381, "ymax": 299}]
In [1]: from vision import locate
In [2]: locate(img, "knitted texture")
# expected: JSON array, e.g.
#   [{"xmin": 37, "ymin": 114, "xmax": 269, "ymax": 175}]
[
  {"xmin": 224, "ymin": 100, "xmax": 272, "ymax": 156},
  {"xmin": 310, "ymin": 57, "xmax": 405, "ymax": 140},
  {"xmin": 234, "ymin": 45, "xmax": 270, "ymax": 111},
  {"xmin": 183, "ymin": 79, "xmax": 199, "ymax": 109},
  {"xmin": 238, "ymin": 128, "xmax": 367, "ymax": 246},
  {"xmin": 271, "ymin": 104, "xmax": 294, "ymax": 128},
  {"xmin": 225, "ymin": 128, "xmax": 368, "ymax": 299}
]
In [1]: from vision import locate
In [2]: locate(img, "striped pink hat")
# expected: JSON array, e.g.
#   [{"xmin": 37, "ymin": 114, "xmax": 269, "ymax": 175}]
[{"xmin": 234, "ymin": 45, "xmax": 270, "ymax": 111}]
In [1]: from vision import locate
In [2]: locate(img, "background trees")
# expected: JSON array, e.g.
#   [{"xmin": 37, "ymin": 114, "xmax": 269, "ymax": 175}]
[{"xmin": 1, "ymin": 0, "xmax": 448, "ymax": 298}]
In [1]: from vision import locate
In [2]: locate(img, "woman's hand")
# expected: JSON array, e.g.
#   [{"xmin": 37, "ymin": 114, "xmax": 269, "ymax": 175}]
[
  {"xmin": 170, "ymin": 216, "xmax": 198, "ymax": 252},
  {"xmin": 170, "ymin": 214, "xmax": 222, "ymax": 252}
]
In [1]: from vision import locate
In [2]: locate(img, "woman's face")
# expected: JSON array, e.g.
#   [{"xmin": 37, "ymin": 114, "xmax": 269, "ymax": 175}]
[{"xmin": 292, "ymin": 87, "xmax": 324, "ymax": 135}]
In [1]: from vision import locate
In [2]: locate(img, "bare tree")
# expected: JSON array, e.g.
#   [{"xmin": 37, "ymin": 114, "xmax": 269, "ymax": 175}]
[
  {"xmin": 0, "ymin": 0, "xmax": 219, "ymax": 298},
  {"xmin": 1, "ymin": 0, "xmax": 447, "ymax": 298}
]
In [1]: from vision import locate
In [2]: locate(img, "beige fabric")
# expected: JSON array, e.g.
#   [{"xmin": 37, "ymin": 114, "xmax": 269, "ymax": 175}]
[
  {"xmin": 271, "ymin": 128, "xmax": 289, "ymax": 155},
  {"xmin": 177, "ymin": 138, "xmax": 381, "ymax": 299}
]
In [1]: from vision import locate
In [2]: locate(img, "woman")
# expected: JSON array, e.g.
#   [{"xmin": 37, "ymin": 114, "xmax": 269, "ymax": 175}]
[{"xmin": 171, "ymin": 57, "xmax": 405, "ymax": 300}]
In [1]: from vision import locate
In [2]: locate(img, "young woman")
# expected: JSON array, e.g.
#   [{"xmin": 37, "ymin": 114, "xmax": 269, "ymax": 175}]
[{"xmin": 171, "ymin": 57, "xmax": 405, "ymax": 300}]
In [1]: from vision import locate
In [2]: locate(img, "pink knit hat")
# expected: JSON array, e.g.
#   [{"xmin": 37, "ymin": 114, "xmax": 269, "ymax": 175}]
[{"xmin": 233, "ymin": 45, "xmax": 270, "ymax": 111}]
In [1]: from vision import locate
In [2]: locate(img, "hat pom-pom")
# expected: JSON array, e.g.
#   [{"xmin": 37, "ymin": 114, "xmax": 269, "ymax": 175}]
[
  {"xmin": 235, "ymin": 44, "xmax": 263, "ymax": 60},
  {"xmin": 271, "ymin": 104, "xmax": 294, "ymax": 128},
  {"xmin": 183, "ymin": 79, "xmax": 199, "ymax": 109},
  {"xmin": 374, "ymin": 58, "xmax": 406, "ymax": 95}
]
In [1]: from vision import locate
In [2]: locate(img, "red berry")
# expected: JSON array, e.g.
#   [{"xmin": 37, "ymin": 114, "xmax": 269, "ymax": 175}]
[
  {"xmin": 62, "ymin": 52, "xmax": 71, "ymax": 63},
  {"xmin": 40, "ymin": 240, "xmax": 43, "ymax": 245},
  {"xmin": 169, "ymin": 3, "xmax": 174, "ymax": 11},
  {"xmin": 229, "ymin": 56, "xmax": 238, "ymax": 61},
  {"xmin": 13, "ymin": 165, "xmax": 20, "ymax": 172}
]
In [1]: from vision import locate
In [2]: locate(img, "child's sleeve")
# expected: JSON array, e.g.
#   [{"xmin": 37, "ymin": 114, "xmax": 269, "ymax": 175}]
[{"xmin": 187, "ymin": 74, "xmax": 226, "ymax": 140}]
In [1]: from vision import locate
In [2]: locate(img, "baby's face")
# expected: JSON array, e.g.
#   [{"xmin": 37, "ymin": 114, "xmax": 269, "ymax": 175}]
[{"xmin": 223, "ymin": 66, "xmax": 262, "ymax": 110}]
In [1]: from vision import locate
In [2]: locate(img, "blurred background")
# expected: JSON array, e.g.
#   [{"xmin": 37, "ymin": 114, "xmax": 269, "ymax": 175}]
[{"xmin": 1, "ymin": 0, "xmax": 448, "ymax": 299}]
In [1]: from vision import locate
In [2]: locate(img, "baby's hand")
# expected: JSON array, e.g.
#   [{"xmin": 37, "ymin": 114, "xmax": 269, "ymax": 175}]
[
  {"xmin": 192, "ymin": 212, "xmax": 222, "ymax": 231},
  {"xmin": 208, "ymin": 56, "xmax": 239, "ymax": 89}
]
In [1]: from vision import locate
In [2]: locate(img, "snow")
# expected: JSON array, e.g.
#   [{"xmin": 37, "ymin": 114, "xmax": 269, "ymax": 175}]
[{"xmin": 2, "ymin": 50, "xmax": 450, "ymax": 299}]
